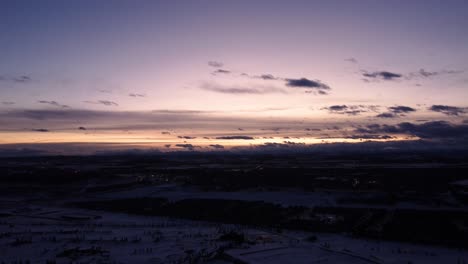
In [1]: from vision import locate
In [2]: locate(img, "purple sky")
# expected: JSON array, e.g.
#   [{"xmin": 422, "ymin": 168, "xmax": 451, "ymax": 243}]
[{"xmin": 1, "ymin": 0, "xmax": 467, "ymax": 154}]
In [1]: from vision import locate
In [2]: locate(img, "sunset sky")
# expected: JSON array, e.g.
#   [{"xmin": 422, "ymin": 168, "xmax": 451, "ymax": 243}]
[{"xmin": 1, "ymin": 0, "xmax": 467, "ymax": 155}]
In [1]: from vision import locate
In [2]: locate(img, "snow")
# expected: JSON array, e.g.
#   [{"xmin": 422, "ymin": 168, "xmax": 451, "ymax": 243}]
[{"xmin": 1, "ymin": 206, "xmax": 467, "ymax": 263}]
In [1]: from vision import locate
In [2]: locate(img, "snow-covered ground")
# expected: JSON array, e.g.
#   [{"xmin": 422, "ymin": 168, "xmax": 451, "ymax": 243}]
[{"xmin": 1, "ymin": 205, "xmax": 467, "ymax": 263}]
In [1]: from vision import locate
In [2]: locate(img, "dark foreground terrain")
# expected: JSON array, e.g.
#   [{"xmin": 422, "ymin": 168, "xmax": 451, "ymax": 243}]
[{"xmin": 1, "ymin": 151, "xmax": 468, "ymax": 263}]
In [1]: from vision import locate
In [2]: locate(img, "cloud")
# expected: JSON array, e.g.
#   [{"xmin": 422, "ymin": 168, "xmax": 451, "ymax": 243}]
[
  {"xmin": 209, "ymin": 144, "xmax": 225, "ymax": 149},
  {"xmin": 429, "ymin": 105, "xmax": 466, "ymax": 116},
  {"xmin": 0, "ymin": 109, "xmax": 215, "ymax": 126},
  {"xmin": 212, "ymin": 69, "xmax": 231, "ymax": 75},
  {"xmin": 407, "ymin": 69, "xmax": 464, "ymax": 79},
  {"xmin": 98, "ymin": 89, "xmax": 112, "ymax": 94},
  {"xmin": 344, "ymin": 134, "xmax": 394, "ymax": 140},
  {"xmin": 417, "ymin": 69, "xmax": 438, "ymax": 77},
  {"xmin": 0, "ymin": 75, "xmax": 32, "ymax": 83},
  {"xmin": 345, "ymin": 58, "xmax": 358, "ymax": 64},
  {"xmin": 175, "ymin": 144, "xmax": 197, "ymax": 150},
  {"xmin": 209, "ymin": 68, "xmax": 332, "ymax": 94},
  {"xmin": 376, "ymin": 112, "xmax": 397, "ymax": 118},
  {"xmin": 178, "ymin": 136, "xmax": 196, "ymax": 139},
  {"xmin": 317, "ymin": 90, "xmax": 328, "ymax": 95},
  {"xmin": 362, "ymin": 71, "xmax": 402, "ymax": 80},
  {"xmin": 285, "ymin": 78, "xmax": 330, "ymax": 90},
  {"xmin": 84, "ymin": 100, "xmax": 119, "ymax": 106},
  {"xmin": 200, "ymin": 82, "xmax": 286, "ymax": 94},
  {"xmin": 240, "ymin": 73, "xmax": 280, "ymax": 80},
  {"xmin": 1, "ymin": 101, "xmax": 15, "ymax": 105},
  {"xmin": 258, "ymin": 74, "xmax": 278, "ymax": 80},
  {"xmin": 327, "ymin": 105, "xmax": 347, "ymax": 111},
  {"xmin": 151, "ymin": 109, "xmax": 208, "ymax": 114},
  {"xmin": 32, "ymin": 128, "xmax": 49, "ymax": 132},
  {"xmin": 375, "ymin": 105, "xmax": 416, "ymax": 118},
  {"xmin": 208, "ymin": 61, "xmax": 224, "ymax": 68},
  {"xmin": 388, "ymin": 105, "xmax": 416, "ymax": 114},
  {"xmin": 356, "ymin": 121, "xmax": 468, "ymax": 140},
  {"xmin": 215, "ymin": 136, "xmax": 255, "ymax": 140},
  {"xmin": 38, "ymin": 100, "xmax": 69, "ymax": 108},
  {"xmin": 323, "ymin": 105, "xmax": 380, "ymax": 115},
  {"xmin": 129, "ymin": 93, "xmax": 145, "ymax": 98}
]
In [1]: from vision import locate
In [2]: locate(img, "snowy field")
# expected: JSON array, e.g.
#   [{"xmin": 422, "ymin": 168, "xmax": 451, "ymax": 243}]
[{"xmin": 1, "ymin": 204, "xmax": 467, "ymax": 263}]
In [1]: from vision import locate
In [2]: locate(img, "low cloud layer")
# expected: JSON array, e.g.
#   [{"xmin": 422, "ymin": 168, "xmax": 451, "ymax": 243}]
[
  {"xmin": 209, "ymin": 144, "xmax": 225, "ymax": 149},
  {"xmin": 175, "ymin": 144, "xmax": 197, "ymax": 150},
  {"xmin": 215, "ymin": 136, "xmax": 255, "ymax": 140},
  {"xmin": 356, "ymin": 121, "xmax": 468, "ymax": 140}
]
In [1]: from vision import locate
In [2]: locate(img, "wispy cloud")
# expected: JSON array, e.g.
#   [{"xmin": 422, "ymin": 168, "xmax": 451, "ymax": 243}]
[
  {"xmin": 83, "ymin": 100, "xmax": 119, "ymax": 106},
  {"xmin": 98, "ymin": 89, "xmax": 112, "ymax": 94},
  {"xmin": 362, "ymin": 68, "xmax": 463, "ymax": 82},
  {"xmin": 129, "ymin": 93, "xmax": 146, "ymax": 98},
  {"xmin": 208, "ymin": 67, "xmax": 332, "ymax": 94},
  {"xmin": 208, "ymin": 61, "xmax": 224, "ymax": 68},
  {"xmin": 212, "ymin": 69, "xmax": 231, "ymax": 75},
  {"xmin": 345, "ymin": 58, "xmax": 358, "ymax": 64},
  {"xmin": 38, "ymin": 100, "xmax": 69, "ymax": 108},
  {"xmin": 200, "ymin": 82, "xmax": 286, "ymax": 95},
  {"xmin": 0, "ymin": 75, "xmax": 32, "ymax": 83},
  {"xmin": 407, "ymin": 69, "xmax": 464, "ymax": 79}
]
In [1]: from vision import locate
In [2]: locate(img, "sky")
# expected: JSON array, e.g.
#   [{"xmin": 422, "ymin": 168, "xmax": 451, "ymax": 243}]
[{"xmin": 1, "ymin": 0, "xmax": 468, "ymax": 155}]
